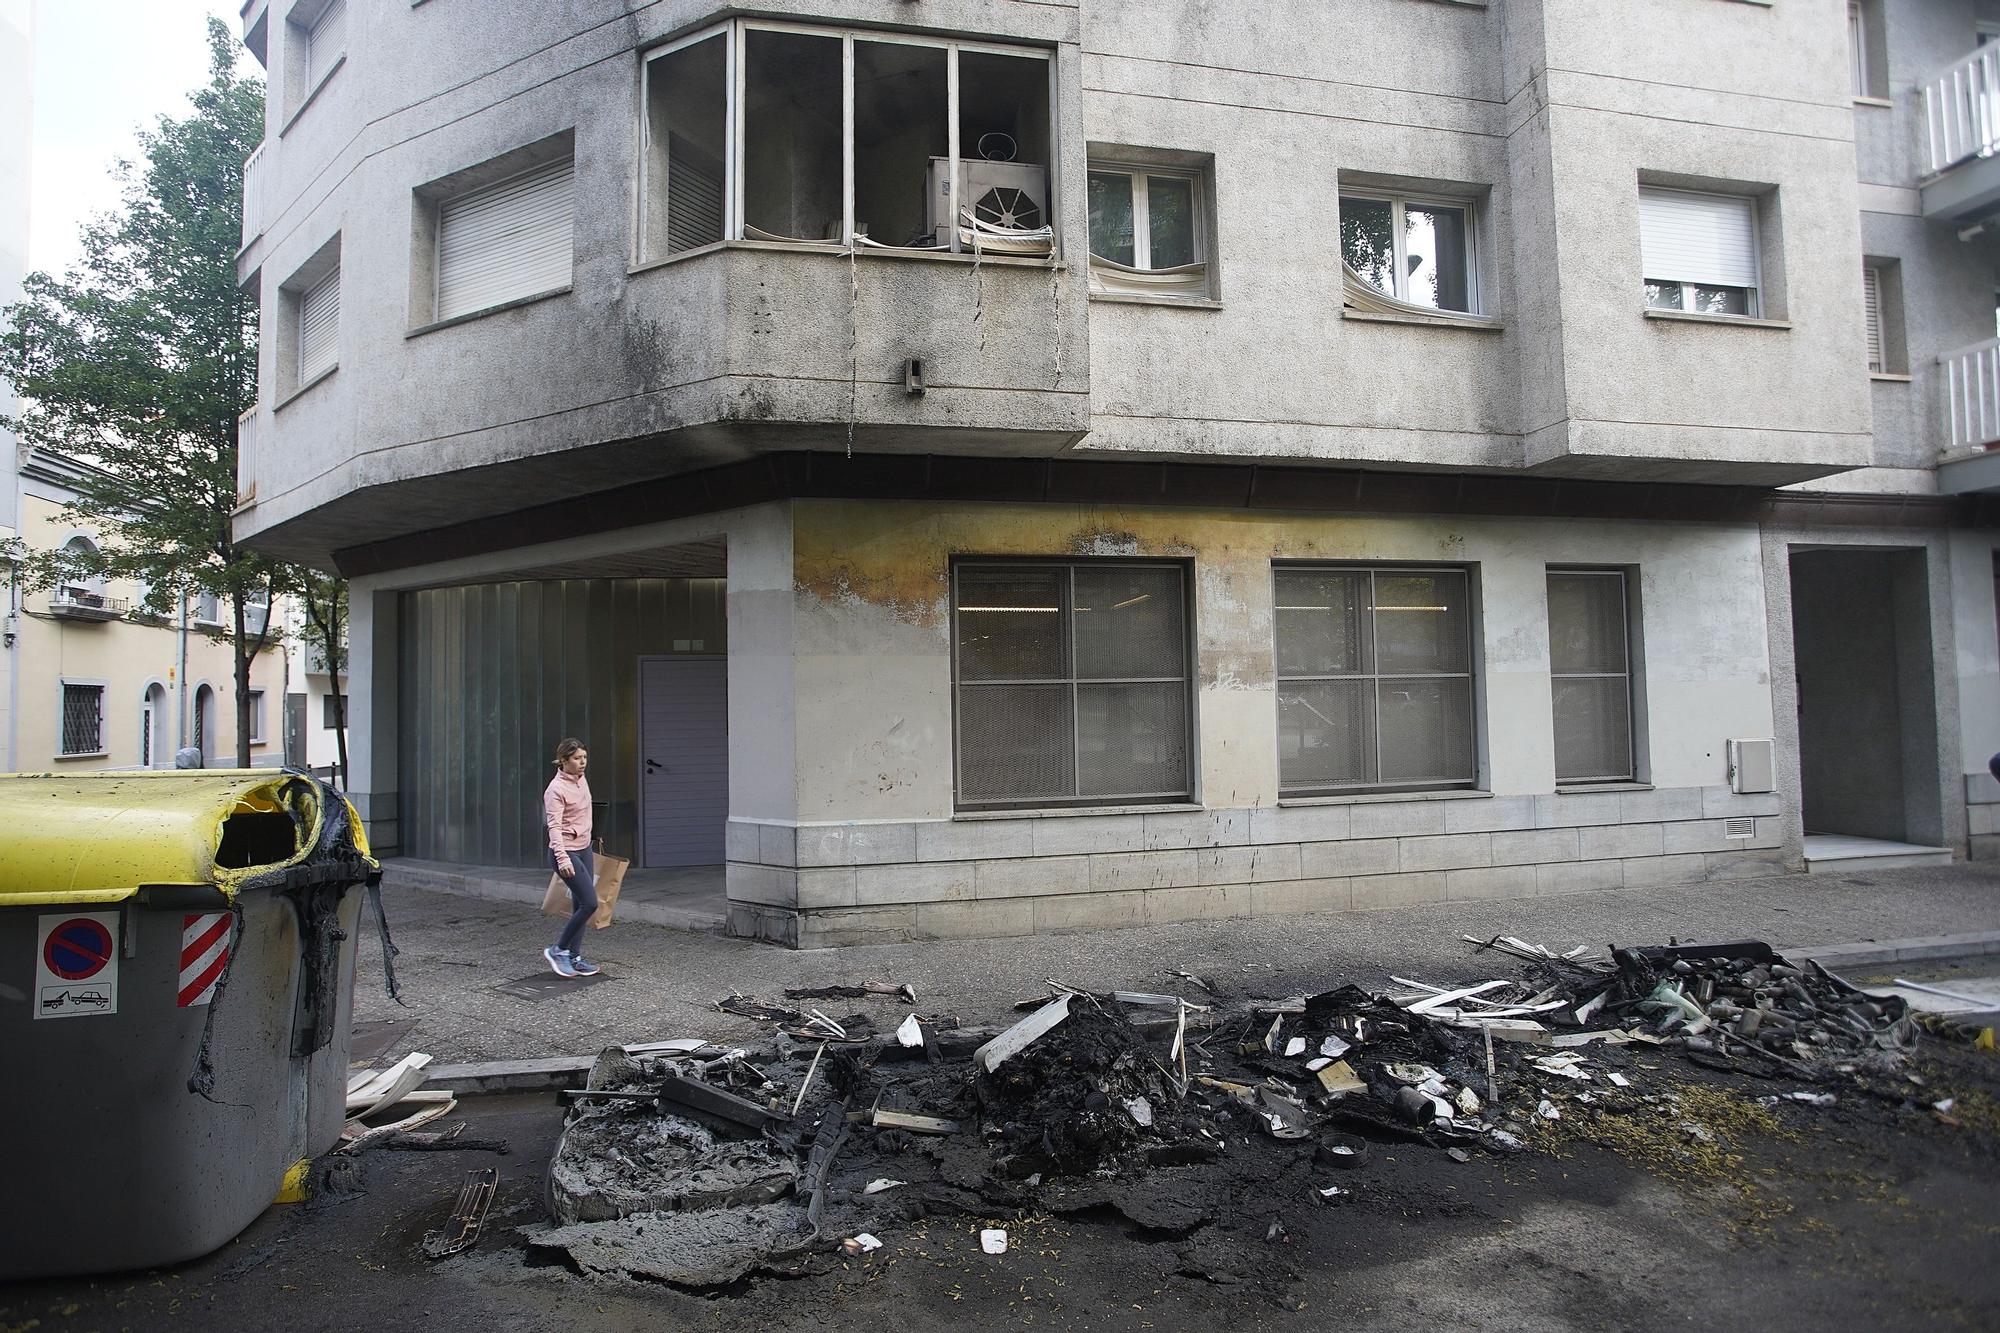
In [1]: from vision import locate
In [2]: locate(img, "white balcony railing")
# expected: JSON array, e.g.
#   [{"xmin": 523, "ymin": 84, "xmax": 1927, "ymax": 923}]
[
  {"xmin": 242, "ymin": 139, "xmax": 269, "ymax": 248},
  {"xmin": 1942, "ymin": 337, "xmax": 2000, "ymax": 451},
  {"xmin": 235, "ymin": 403, "xmax": 258, "ymax": 508},
  {"xmin": 1924, "ymin": 44, "xmax": 2000, "ymax": 176}
]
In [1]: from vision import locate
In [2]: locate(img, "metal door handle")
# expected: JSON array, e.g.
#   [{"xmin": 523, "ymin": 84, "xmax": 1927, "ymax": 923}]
[{"xmin": 646, "ymin": 759, "xmax": 663, "ymax": 773}]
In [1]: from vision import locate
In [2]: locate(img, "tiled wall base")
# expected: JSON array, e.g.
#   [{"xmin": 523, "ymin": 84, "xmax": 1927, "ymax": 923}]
[
  {"xmin": 1968, "ymin": 773, "xmax": 2000, "ymax": 860},
  {"xmin": 725, "ymin": 787, "xmax": 1790, "ymax": 948}
]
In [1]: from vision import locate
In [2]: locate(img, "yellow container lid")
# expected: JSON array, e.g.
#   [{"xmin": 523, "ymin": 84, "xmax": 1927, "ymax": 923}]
[{"xmin": 0, "ymin": 770, "xmax": 375, "ymax": 906}]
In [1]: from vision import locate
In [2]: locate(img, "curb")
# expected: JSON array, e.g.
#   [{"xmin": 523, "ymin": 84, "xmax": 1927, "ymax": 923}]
[
  {"xmin": 1783, "ymin": 929, "xmax": 2000, "ymax": 970},
  {"xmin": 384, "ymin": 864, "xmax": 728, "ymax": 934},
  {"xmin": 426, "ymin": 1056, "xmax": 595, "ymax": 1095}
]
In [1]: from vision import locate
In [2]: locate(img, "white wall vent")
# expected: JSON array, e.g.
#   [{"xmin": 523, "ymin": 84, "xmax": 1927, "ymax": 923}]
[
  {"xmin": 1723, "ymin": 817, "xmax": 1756, "ymax": 839},
  {"xmin": 1727, "ymin": 738, "xmax": 1775, "ymax": 794}
]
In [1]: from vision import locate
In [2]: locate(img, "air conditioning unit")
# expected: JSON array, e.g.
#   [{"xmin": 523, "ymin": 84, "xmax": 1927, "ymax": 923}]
[{"xmin": 927, "ymin": 157, "xmax": 1048, "ymax": 245}]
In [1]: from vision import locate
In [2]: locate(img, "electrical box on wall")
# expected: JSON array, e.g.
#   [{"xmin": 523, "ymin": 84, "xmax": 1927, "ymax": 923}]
[{"xmin": 1727, "ymin": 738, "xmax": 1775, "ymax": 794}]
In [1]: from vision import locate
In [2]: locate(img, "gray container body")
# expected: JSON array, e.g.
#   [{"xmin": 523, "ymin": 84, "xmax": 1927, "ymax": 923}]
[{"xmin": 0, "ymin": 885, "xmax": 362, "ymax": 1279}]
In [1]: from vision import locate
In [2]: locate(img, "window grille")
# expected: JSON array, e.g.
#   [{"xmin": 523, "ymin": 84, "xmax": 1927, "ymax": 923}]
[{"xmin": 61, "ymin": 684, "xmax": 104, "ymax": 756}]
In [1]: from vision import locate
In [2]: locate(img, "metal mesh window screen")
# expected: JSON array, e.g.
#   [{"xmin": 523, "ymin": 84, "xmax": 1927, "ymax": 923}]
[
  {"xmin": 1275, "ymin": 566, "xmax": 1476, "ymax": 794},
  {"xmin": 954, "ymin": 561, "xmax": 1192, "ymax": 807},
  {"xmin": 1547, "ymin": 570, "xmax": 1635, "ymax": 782},
  {"xmin": 61, "ymin": 684, "xmax": 103, "ymax": 755}
]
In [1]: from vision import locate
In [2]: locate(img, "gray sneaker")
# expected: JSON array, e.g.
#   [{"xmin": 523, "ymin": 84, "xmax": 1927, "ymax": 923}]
[
  {"xmin": 569, "ymin": 955, "xmax": 601, "ymax": 977},
  {"xmin": 543, "ymin": 946, "xmax": 578, "ymax": 978}
]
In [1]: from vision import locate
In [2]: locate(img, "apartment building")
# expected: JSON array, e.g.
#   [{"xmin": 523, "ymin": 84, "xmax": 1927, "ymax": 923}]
[{"xmin": 233, "ymin": 0, "xmax": 2000, "ymax": 946}]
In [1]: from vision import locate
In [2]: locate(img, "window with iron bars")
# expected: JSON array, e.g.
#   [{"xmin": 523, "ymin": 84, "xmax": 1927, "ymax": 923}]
[{"xmin": 60, "ymin": 683, "xmax": 105, "ymax": 756}]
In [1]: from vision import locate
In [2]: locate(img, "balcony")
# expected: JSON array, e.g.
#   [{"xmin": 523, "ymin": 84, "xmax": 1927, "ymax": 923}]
[
  {"xmin": 1920, "ymin": 45, "xmax": 2000, "ymax": 222},
  {"xmin": 241, "ymin": 139, "xmax": 269, "ymax": 252},
  {"xmin": 49, "ymin": 589, "xmax": 129, "ymax": 622},
  {"xmin": 1935, "ymin": 337, "xmax": 2000, "ymax": 494}
]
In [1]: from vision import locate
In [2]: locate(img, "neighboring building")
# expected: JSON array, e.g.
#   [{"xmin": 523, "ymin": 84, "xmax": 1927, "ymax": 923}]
[
  {"xmin": 5, "ymin": 448, "xmax": 285, "ymax": 771},
  {"xmin": 1, "ymin": 0, "xmax": 31, "ymax": 771},
  {"xmin": 278, "ymin": 594, "xmax": 346, "ymax": 783},
  {"xmin": 233, "ymin": 0, "xmax": 2000, "ymax": 947}
]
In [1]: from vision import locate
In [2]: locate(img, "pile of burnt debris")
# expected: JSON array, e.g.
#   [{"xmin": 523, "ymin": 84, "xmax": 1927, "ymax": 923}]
[{"xmin": 524, "ymin": 937, "xmax": 1967, "ymax": 1289}]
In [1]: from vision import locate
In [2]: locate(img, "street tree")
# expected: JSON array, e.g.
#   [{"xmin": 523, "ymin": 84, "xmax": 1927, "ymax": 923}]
[
  {"xmin": 296, "ymin": 569, "xmax": 349, "ymax": 786},
  {"xmin": 0, "ymin": 19, "xmax": 280, "ymax": 766}
]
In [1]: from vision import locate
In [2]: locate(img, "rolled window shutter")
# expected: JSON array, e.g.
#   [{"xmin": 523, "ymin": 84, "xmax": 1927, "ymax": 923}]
[
  {"xmin": 435, "ymin": 157, "xmax": 575, "ymax": 321},
  {"xmin": 297, "ymin": 266, "xmax": 339, "ymax": 383},
  {"xmin": 1639, "ymin": 188, "xmax": 1759, "ymax": 289},
  {"xmin": 306, "ymin": 0, "xmax": 348, "ymax": 88},
  {"xmin": 1862, "ymin": 265, "xmax": 1883, "ymax": 372}
]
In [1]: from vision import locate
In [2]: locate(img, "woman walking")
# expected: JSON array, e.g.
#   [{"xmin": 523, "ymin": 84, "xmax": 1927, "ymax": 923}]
[{"xmin": 542, "ymin": 737, "xmax": 603, "ymax": 977}]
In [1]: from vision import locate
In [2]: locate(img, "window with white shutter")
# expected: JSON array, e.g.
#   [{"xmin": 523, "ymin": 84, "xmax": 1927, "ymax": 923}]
[
  {"xmin": 435, "ymin": 157, "xmax": 576, "ymax": 322},
  {"xmin": 1639, "ymin": 187, "xmax": 1761, "ymax": 317},
  {"xmin": 1863, "ymin": 264, "xmax": 1884, "ymax": 373},
  {"xmin": 305, "ymin": 0, "xmax": 348, "ymax": 90},
  {"xmin": 297, "ymin": 265, "xmax": 339, "ymax": 385}
]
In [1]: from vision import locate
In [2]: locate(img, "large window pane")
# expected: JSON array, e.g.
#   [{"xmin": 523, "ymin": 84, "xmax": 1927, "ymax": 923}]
[
  {"xmin": 644, "ymin": 35, "xmax": 726, "ymax": 258},
  {"xmin": 1078, "ymin": 683, "xmax": 1188, "ymax": 797},
  {"xmin": 1088, "ymin": 171, "xmax": 1136, "ymax": 266},
  {"xmin": 1547, "ymin": 573, "xmax": 1627, "ymax": 675},
  {"xmin": 1341, "ymin": 196, "xmax": 1395, "ymax": 294},
  {"xmin": 1276, "ymin": 565, "xmax": 1476, "ymax": 793},
  {"xmin": 1274, "ymin": 569, "xmax": 1369, "ymax": 677},
  {"xmin": 1073, "ymin": 566, "xmax": 1184, "ymax": 680},
  {"xmin": 743, "ymin": 30, "xmax": 843, "ymax": 243},
  {"xmin": 1553, "ymin": 678, "xmax": 1632, "ymax": 782},
  {"xmin": 1548, "ymin": 569, "xmax": 1635, "ymax": 783},
  {"xmin": 1373, "ymin": 572, "xmax": 1469, "ymax": 675},
  {"xmin": 1404, "ymin": 203, "xmax": 1469, "ymax": 312},
  {"xmin": 955, "ymin": 561, "xmax": 1191, "ymax": 808},
  {"xmin": 854, "ymin": 40, "xmax": 947, "ymax": 248},
  {"xmin": 1377, "ymin": 678, "xmax": 1474, "ymax": 783},
  {"xmin": 1277, "ymin": 680, "xmax": 1376, "ymax": 788},
  {"xmin": 958, "ymin": 50, "xmax": 1050, "ymax": 235},
  {"xmin": 960, "ymin": 685, "xmax": 1074, "ymax": 803},
  {"xmin": 1147, "ymin": 175, "xmax": 1198, "ymax": 269},
  {"xmin": 957, "ymin": 567, "xmax": 1065, "ymax": 680}
]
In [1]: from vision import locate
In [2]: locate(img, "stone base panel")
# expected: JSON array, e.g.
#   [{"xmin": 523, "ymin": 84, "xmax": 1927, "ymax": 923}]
[
  {"xmin": 724, "ymin": 787, "xmax": 1788, "ymax": 947},
  {"xmin": 1968, "ymin": 771, "xmax": 2000, "ymax": 861}
]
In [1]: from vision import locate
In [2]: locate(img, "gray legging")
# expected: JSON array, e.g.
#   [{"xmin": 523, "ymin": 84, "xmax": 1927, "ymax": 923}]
[{"xmin": 551, "ymin": 846, "xmax": 598, "ymax": 955}]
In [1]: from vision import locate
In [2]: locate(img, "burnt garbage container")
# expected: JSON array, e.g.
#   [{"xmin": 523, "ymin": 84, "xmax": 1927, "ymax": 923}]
[{"xmin": 0, "ymin": 770, "xmax": 381, "ymax": 1280}]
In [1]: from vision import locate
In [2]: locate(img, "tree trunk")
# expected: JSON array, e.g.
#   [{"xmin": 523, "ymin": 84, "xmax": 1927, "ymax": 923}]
[{"xmin": 232, "ymin": 592, "xmax": 253, "ymax": 768}]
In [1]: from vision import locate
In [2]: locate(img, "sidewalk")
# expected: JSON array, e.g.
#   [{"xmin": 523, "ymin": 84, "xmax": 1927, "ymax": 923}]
[{"xmin": 352, "ymin": 859, "xmax": 2000, "ymax": 1065}]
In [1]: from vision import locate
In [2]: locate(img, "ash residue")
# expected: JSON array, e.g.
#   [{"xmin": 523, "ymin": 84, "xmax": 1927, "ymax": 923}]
[
  {"xmin": 549, "ymin": 1109, "xmax": 795, "ymax": 1225},
  {"xmin": 971, "ymin": 1003, "xmax": 1178, "ymax": 1175}
]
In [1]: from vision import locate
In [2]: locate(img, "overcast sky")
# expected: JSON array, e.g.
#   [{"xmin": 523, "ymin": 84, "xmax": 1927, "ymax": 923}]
[{"xmin": 28, "ymin": 1, "xmax": 255, "ymax": 276}]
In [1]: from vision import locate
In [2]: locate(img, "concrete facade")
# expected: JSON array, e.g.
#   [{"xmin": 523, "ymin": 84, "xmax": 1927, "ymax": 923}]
[{"xmin": 241, "ymin": 1, "xmax": 2000, "ymax": 946}]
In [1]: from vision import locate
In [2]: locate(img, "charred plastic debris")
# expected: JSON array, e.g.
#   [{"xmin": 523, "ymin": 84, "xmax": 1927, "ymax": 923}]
[{"xmin": 524, "ymin": 937, "xmax": 1992, "ymax": 1289}]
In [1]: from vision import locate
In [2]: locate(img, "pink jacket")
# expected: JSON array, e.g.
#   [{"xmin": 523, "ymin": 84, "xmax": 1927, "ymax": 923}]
[{"xmin": 544, "ymin": 770, "xmax": 593, "ymax": 855}]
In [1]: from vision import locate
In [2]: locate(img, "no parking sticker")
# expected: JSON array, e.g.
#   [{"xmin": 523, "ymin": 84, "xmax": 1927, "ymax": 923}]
[{"xmin": 34, "ymin": 912, "xmax": 119, "ymax": 1019}]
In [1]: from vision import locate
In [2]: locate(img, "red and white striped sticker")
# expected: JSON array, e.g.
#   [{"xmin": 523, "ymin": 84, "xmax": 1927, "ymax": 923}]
[{"xmin": 178, "ymin": 913, "xmax": 231, "ymax": 1007}]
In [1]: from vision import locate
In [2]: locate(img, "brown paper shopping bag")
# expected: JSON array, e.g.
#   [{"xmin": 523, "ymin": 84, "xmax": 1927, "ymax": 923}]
[
  {"xmin": 541, "ymin": 872, "xmax": 569, "ymax": 917},
  {"xmin": 591, "ymin": 850, "xmax": 630, "ymax": 929}
]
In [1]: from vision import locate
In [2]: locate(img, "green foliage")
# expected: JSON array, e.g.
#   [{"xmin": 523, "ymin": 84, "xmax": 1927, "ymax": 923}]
[{"xmin": 0, "ymin": 19, "xmax": 306, "ymax": 767}]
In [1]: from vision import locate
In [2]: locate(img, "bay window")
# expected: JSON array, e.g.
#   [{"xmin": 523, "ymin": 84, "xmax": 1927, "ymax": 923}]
[{"xmin": 641, "ymin": 22, "xmax": 1054, "ymax": 262}]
